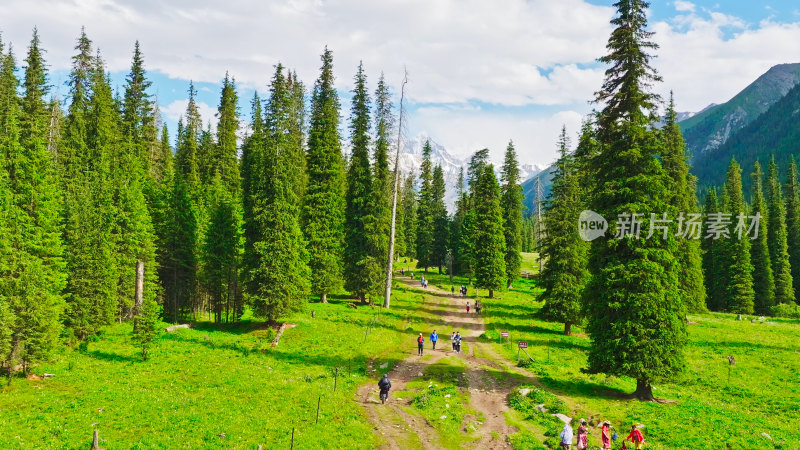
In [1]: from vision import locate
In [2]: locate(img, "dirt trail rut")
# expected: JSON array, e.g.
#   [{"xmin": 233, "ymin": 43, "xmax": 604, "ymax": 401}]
[{"xmin": 358, "ymin": 277, "xmax": 520, "ymax": 449}]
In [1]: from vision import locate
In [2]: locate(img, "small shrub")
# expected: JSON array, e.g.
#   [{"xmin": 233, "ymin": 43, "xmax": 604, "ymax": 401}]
[{"xmin": 771, "ymin": 303, "xmax": 800, "ymax": 319}]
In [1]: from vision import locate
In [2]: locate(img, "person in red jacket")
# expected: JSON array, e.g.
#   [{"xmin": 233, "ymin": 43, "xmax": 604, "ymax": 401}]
[
  {"xmin": 625, "ymin": 424, "xmax": 645, "ymax": 449},
  {"xmin": 417, "ymin": 333, "xmax": 424, "ymax": 356},
  {"xmin": 600, "ymin": 421, "xmax": 612, "ymax": 449}
]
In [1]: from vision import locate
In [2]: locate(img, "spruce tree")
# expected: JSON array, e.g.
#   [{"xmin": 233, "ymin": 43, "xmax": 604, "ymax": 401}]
[
  {"xmin": 122, "ymin": 41, "xmax": 156, "ymax": 172},
  {"xmin": 501, "ymin": 141, "xmax": 523, "ymax": 288},
  {"xmin": 473, "ymin": 165, "xmax": 506, "ymax": 298},
  {"xmin": 241, "ymin": 92, "xmax": 263, "ymax": 282},
  {"xmin": 783, "ymin": 157, "xmax": 800, "ymax": 301},
  {"xmin": 415, "ymin": 141, "xmax": 435, "ymax": 270},
  {"xmin": 201, "ymin": 176, "xmax": 241, "ymax": 322},
  {"xmin": 585, "ymin": 0, "xmax": 686, "ymax": 400},
  {"xmin": 766, "ymin": 158, "xmax": 794, "ymax": 304},
  {"xmin": 450, "ymin": 168, "xmax": 467, "ymax": 274},
  {"xmin": 372, "ymin": 74, "xmax": 393, "ymax": 267},
  {"xmin": 402, "ymin": 173, "xmax": 418, "ymax": 259},
  {"xmin": 161, "ymin": 176, "xmax": 198, "ymax": 322},
  {"xmin": 303, "ymin": 49, "xmax": 345, "ymax": 303},
  {"xmin": 248, "ymin": 64, "xmax": 310, "ymax": 320},
  {"xmin": 175, "ymin": 82, "xmax": 202, "ymax": 189},
  {"xmin": 59, "ymin": 28, "xmax": 93, "ymax": 178},
  {"xmin": 344, "ymin": 62, "xmax": 378, "ymax": 303},
  {"xmin": 724, "ymin": 159, "xmax": 755, "ymax": 313},
  {"xmin": 215, "ymin": 74, "xmax": 241, "ymax": 194},
  {"xmin": 539, "ymin": 128, "xmax": 587, "ymax": 335},
  {"xmin": 431, "ymin": 165, "xmax": 449, "ymax": 274},
  {"xmin": 132, "ymin": 295, "xmax": 160, "ymax": 361},
  {"xmin": 394, "ymin": 177, "xmax": 407, "ymax": 259},
  {"xmin": 662, "ymin": 93, "xmax": 706, "ymax": 312},
  {"xmin": 287, "ymin": 71, "xmax": 307, "ymax": 203},
  {"xmin": 5, "ymin": 33, "xmax": 67, "ymax": 371},
  {"xmin": 750, "ymin": 162, "xmax": 775, "ymax": 315}
]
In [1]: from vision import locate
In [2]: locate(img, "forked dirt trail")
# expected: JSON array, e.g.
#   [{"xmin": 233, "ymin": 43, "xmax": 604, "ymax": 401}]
[{"xmin": 357, "ymin": 278, "xmax": 521, "ymax": 449}]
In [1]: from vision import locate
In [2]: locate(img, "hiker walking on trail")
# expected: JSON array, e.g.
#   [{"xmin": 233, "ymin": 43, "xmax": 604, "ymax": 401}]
[
  {"xmin": 451, "ymin": 286, "xmax": 454, "ymax": 295},
  {"xmin": 451, "ymin": 332, "xmax": 456, "ymax": 351},
  {"xmin": 475, "ymin": 301, "xmax": 482, "ymax": 314},
  {"xmin": 600, "ymin": 422, "xmax": 612, "ymax": 449},
  {"xmin": 417, "ymin": 333, "xmax": 425, "ymax": 356},
  {"xmin": 576, "ymin": 419, "xmax": 588, "ymax": 450},
  {"xmin": 430, "ymin": 330, "xmax": 438, "ymax": 350},
  {"xmin": 466, "ymin": 301, "xmax": 470, "ymax": 313},
  {"xmin": 560, "ymin": 421, "xmax": 574, "ymax": 449},
  {"xmin": 625, "ymin": 424, "xmax": 645, "ymax": 450},
  {"xmin": 378, "ymin": 374, "xmax": 392, "ymax": 404},
  {"xmin": 454, "ymin": 332, "xmax": 462, "ymax": 353}
]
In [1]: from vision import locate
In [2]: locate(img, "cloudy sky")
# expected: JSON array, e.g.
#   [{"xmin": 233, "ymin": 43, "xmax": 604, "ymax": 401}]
[{"xmin": 2, "ymin": 0, "xmax": 800, "ymax": 168}]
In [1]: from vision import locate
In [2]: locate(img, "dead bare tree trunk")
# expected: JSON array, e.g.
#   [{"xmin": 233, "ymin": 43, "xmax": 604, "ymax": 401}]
[
  {"xmin": 90, "ymin": 429, "xmax": 99, "ymax": 449},
  {"xmin": 133, "ymin": 261, "xmax": 144, "ymax": 318},
  {"xmin": 383, "ymin": 69, "xmax": 409, "ymax": 309}
]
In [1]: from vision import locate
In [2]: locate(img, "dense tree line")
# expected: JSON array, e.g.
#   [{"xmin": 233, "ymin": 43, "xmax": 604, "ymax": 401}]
[{"xmin": 0, "ymin": 29, "xmax": 525, "ymax": 375}]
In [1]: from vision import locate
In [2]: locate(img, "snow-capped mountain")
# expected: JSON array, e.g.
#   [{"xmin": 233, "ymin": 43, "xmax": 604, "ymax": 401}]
[{"xmin": 395, "ymin": 133, "xmax": 543, "ymax": 211}]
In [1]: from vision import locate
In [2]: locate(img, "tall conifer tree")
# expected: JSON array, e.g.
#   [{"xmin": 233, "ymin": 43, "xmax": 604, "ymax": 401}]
[
  {"xmin": 539, "ymin": 128, "xmax": 587, "ymax": 335},
  {"xmin": 415, "ymin": 141, "xmax": 435, "ymax": 270},
  {"xmin": 783, "ymin": 157, "xmax": 800, "ymax": 301},
  {"xmin": 750, "ymin": 162, "xmax": 775, "ymax": 315},
  {"xmin": 344, "ymin": 63, "xmax": 379, "ymax": 303},
  {"xmin": 402, "ymin": 173, "xmax": 418, "ymax": 259},
  {"xmin": 473, "ymin": 165, "xmax": 506, "ymax": 298},
  {"xmin": 662, "ymin": 93, "xmax": 706, "ymax": 312},
  {"xmin": 585, "ymin": 0, "xmax": 686, "ymax": 400},
  {"xmin": 766, "ymin": 158, "xmax": 794, "ymax": 304},
  {"xmin": 303, "ymin": 49, "xmax": 345, "ymax": 303},
  {"xmin": 724, "ymin": 160, "xmax": 755, "ymax": 313},
  {"xmin": 501, "ymin": 141, "xmax": 523, "ymax": 288},
  {"xmin": 431, "ymin": 165, "xmax": 449, "ymax": 274}
]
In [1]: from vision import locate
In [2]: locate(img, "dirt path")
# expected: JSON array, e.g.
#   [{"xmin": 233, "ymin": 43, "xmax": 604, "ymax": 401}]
[{"xmin": 358, "ymin": 277, "xmax": 520, "ymax": 449}]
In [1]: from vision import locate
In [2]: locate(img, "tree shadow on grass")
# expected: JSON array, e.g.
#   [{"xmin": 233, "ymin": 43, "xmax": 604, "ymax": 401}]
[{"xmin": 85, "ymin": 349, "xmax": 141, "ymax": 363}]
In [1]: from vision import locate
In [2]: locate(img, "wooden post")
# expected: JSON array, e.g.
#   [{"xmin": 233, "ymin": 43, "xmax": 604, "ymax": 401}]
[
  {"xmin": 334, "ymin": 368, "xmax": 338, "ymax": 392},
  {"xmin": 133, "ymin": 261, "xmax": 144, "ymax": 318},
  {"xmin": 316, "ymin": 396, "xmax": 321, "ymax": 424},
  {"xmin": 91, "ymin": 429, "xmax": 99, "ymax": 449},
  {"xmin": 291, "ymin": 427, "xmax": 295, "ymax": 449}
]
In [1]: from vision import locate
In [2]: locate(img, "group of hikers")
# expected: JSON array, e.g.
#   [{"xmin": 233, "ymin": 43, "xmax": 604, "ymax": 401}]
[
  {"xmin": 560, "ymin": 419, "xmax": 646, "ymax": 450},
  {"xmin": 416, "ymin": 330, "xmax": 462, "ymax": 355}
]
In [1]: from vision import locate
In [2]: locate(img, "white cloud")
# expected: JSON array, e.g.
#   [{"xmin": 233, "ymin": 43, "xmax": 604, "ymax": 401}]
[
  {"xmin": 161, "ymin": 99, "xmax": 218, "ymax": 131},
  {"xmin": 0, "ymin": 0, "xmax": 613, "ymax": 107},
  {"xmin": 674, "ymin": 1, "xmax": 696, "ymax": 13},
  {"xmin": 652, "ymin": 13, "xmax": 800, "ymax": 112},
  {"xmin": 412, "ymin": 106, "xmax": 584, "ymax": 167}
]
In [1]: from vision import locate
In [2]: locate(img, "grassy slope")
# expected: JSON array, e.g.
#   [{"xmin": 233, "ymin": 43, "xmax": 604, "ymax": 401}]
[
  {"xmin": 0, "ymin": 284, "xmax": 439, "ymax": 449},
  {"xmin": 402, "ymin": 259, "xmax": 800, "ymax": 449}
]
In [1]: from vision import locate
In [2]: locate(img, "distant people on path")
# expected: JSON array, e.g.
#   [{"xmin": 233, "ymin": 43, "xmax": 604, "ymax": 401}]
[
  {"xmin": 451, "ymin": 332, "xmax": 456, "ymax": 351},
  {"xmin": 601, "ymin": 421, "xmax": 612, "ymax": 449},
  {"xmin": 451, "ymin": 286, "xmax": 454, "ymax": 295},
  {"xmin": 430, "ymin": 330, "xmax": 438, "ymax": 350},
  {"xmin": 475, "ymin": 301, "xmax": 482, "ymax": 314},
  {"xmin": 560, "ymin": 421, "xmax": 574, "ymax": 450},
  {"xmin": 625, "ymin": 424, "xmax": 645, "ymax": 450},
  {"xmin": 454, "ymin": 332, "xmax": 462, "ymax": 353},
  {"xmin": 378, "ymin": 374, "xmax": 392, "ymax": 403},
  {"xmin": 466, "ymin": 301, "xmax": 470, "ymax": 313},
  {"xmin": 400, "ymin": 268, "xmax": 404, "ymax": 275},
  {"xmin": 576, "ymin": 419, "xmax": 588, "ymax": 450},
  {"xmin": 417, "ymin": 333, "xmax": 425, "ymax": 356}
]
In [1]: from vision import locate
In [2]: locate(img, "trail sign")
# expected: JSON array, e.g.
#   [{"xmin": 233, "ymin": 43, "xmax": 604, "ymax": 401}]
[
  {"xmin": 518, "ymin": 341, "xmax": 528, "ymax": 349},
  {"xmin": 501, "ymin": 331, "xmax": 509, "ymax": 337}
]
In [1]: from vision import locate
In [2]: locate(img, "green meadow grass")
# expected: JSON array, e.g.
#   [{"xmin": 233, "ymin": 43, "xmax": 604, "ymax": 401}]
[
  {"xmin": 398, "ymin": 259, "xmax": 800, "ymax": 449},
  {"xmin": 0, "ymin": 284, "xmax": 437, "ymax": 449}
]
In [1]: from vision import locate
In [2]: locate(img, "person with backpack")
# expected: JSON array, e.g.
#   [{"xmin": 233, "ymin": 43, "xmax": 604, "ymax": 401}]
[
  {"xmin": 560, "ymin": 421, "xmax": 574, "ymax": 449},
  {"xmin": 377, "ymin": 374, "xmax": 392, "ymax": 404},
  {"xmin": 417, "ymin": 333, "xmax": 425, "ymax": 356},
  {"xmin": 624, "ymin": 424, "xmax": 645, "ymax": 449},
  {"xmin": 466, "ymin": 301, "xmax": 470, "ymax": 313},
  {"xmin": 475, "ymin": 300, "xmax": 482, "ymax": 314},
  {"xmin": 430, "ymin": 330, "xmax": 439, "ymax": 350},
  {"xmin": 451, "ymin": 332, "xmax": 456, "ymax": 351},
  {"xmin": 454, "ymin": 332, "xmax": 462, "ymax": 353}
]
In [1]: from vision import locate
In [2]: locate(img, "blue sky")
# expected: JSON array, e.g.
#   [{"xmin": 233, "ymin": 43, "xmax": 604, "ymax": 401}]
[{"xmin": 3, "ymin": 0, "xmax": 800, "ymax": 168}]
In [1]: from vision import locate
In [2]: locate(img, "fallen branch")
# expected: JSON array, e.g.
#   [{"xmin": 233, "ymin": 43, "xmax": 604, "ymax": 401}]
[{"xmin": 272, "ymin": 323, "xmax": 297, "ymax": 347}]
